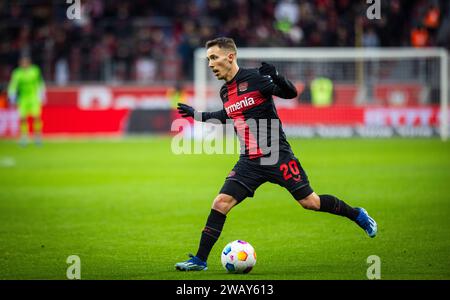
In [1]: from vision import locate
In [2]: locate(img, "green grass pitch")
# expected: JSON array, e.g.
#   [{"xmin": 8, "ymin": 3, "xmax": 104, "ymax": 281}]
[{"xmin": 0, "ymin": 137, "xmax": 449, "ymax": 280}]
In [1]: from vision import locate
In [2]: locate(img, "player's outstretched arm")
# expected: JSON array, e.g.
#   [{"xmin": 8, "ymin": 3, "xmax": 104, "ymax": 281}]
[
  {"xmin": 177, "ymin": 103, "xmax": 228, "ymax": 124},
  {"xmin": 259, "ymin": 62, "xmax": 297, "ymax": 99}
]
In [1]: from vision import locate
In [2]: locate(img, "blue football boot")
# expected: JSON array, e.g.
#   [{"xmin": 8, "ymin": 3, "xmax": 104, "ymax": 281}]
[
  {"xmin": 355, "ymin": 208, "xmax": 377, "ymax": 238},
  {"xmin": 175, "ymin": 254, "xmax": 208, "ymax": 271}
]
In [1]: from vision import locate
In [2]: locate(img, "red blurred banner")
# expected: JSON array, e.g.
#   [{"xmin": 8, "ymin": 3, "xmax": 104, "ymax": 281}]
[
  {"xmin": 0, "ymin": 86, "xmax": 444, "ymax": 137},
  {"xmin": 42, "ymin": 107, "xmax": 130, "ymax": 135}
]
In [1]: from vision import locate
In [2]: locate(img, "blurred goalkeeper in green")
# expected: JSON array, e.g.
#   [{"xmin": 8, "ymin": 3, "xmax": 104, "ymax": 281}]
[{"xmin": 7, "ymin": 55, "xmax": 46, "ymax": 146}]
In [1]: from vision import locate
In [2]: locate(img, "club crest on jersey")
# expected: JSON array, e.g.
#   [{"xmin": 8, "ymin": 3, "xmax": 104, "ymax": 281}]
[
  {"xmin": 238, "ymin": 82, "xmax": 248, "ymax": 92},
  {"xmin": 225, "ymin": 97, "xmax": 255, "ymax": 114}
]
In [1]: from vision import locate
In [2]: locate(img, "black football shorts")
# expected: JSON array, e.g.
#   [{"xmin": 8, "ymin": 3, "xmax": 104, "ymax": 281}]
[{"xmin": 219, "ymin": 151, "xmax": 313, "ymax": 202}]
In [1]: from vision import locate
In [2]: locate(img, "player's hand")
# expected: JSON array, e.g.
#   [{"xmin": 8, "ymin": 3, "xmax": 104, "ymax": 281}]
[
  {"xmin": 8, "ymin": 95, "xmax": 16, "ymax": 106},
  {"xmin": 259, "ymin": 62, "xmax": 278, "ymax": 78},
  {"xmin": 40, "ymin": 90, "xmax": 47, "ymax": 105},
  {"xmin": 177, "ymin": 103, "xmax": 196, "ymax": 118}
]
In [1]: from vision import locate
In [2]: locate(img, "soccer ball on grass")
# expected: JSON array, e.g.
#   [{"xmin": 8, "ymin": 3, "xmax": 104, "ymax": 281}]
[{"xmin": 221, "ymin": 240, "xmax": 256, "ymax": 274}]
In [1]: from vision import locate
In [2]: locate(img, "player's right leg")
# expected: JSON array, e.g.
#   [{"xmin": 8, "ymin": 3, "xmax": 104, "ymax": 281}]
[
  {"xmin": 19, "ymin": 117, "xmax": 28, "ymax": 146},
  {"xmin": 175, "ymin": 191, "xmax": 241, "ymax": 271},
  {"xmin": 175, "ymin": 158, "xmax": 264, "ymax": 271},
  {"xmin": 17, "ymin": 102, "xmax": 30, "ymax": 146}
]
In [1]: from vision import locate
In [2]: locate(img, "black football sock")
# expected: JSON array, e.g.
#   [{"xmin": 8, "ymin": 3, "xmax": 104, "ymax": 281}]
[
  {"xmin": 196, "ymin": 209, "xmax": 226, "ymax": 262},
  {"xmin": 318, "ymin": 194, "xmax": 360, "ymax": 221}
]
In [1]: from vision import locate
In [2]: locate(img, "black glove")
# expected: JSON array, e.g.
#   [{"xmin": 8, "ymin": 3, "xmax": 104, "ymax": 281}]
[
  {"xmin": 259, "ymin": 62, "xmax": 278, "ymax": 78},
  {"xmin": 177, "ymin": 102, "xmax": 196, "ymax": 118}
]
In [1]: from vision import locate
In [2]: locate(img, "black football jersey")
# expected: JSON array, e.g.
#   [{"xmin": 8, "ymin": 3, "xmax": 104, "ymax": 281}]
[{"xmin": 201, "ymin": 68, "xmax": 298, "ymax": 159}]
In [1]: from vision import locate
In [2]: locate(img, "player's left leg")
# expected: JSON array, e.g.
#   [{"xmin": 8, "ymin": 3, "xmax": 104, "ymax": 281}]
[
  {"xmin": 30, "ymin": 103, "xmax": 43, "ymax": 145},
  {"xmin": 32, "ymin": 116, "xmax": 43, "ymax": 145},
  {"xmin": 295, "ymin": 191, "xmax": 377, "ymax": 238},
  {"xmin": 296, "ymin": 191, "xmax": 359, "ymax": 220},
  {"xmin": 272, "ymin": 152, "xmax": 377, "ymax": 237}
]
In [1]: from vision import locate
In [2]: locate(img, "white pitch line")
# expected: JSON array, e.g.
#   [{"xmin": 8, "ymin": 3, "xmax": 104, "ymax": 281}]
[{"xmin": 0, "ymin": 157, "xmax": 16, "ymax": 168}]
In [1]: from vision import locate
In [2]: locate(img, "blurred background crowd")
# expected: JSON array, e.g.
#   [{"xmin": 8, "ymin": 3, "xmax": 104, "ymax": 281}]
[{"xmin": 0, "ymin": 0, "xmax": 449, "ymax": 85}]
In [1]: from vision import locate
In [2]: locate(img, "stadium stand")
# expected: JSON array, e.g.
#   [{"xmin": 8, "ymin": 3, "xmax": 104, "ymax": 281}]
[{"xmin": 0, "ymin": 0, "xmax": 449, "ymax": 84}]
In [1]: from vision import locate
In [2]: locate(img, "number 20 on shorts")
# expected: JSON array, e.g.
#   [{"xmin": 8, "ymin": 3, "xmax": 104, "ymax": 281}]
[{"xmin": 280, "ymin": 160, "xmax": 301, "ymax": 182}]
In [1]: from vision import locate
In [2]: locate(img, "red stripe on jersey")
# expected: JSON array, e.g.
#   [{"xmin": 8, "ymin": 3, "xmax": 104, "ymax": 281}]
[
  {"xmin": 224, "ymin": 86, "xmax": 266, "ymax": 118},
  {"xmin": 226, "ymin": 81, "xmax": 264, "ymax": 159},
  {"xmin": 233, "ymin": 116, "xmax": 263, "ymax": 158}
]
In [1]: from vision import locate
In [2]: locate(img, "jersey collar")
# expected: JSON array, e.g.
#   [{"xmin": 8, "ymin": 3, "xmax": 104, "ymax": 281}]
[{"xmin": 226, "ymin": 67, "xmax": 241, "ymax": 85}]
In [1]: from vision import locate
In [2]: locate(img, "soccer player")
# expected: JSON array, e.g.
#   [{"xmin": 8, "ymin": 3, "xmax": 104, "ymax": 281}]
[
  {"xmin": 175, "ymin": 37, "xmax": 377, "ymax": 271},
  {"xmin": 7, "ymin": 55, "xmax": 46, "ymax": 146}
]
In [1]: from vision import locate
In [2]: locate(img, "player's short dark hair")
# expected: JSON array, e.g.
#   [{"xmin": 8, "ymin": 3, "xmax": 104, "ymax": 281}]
[{"xmin": 205, "ymin": 37, "xmax": 237, "ymax": 53}]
